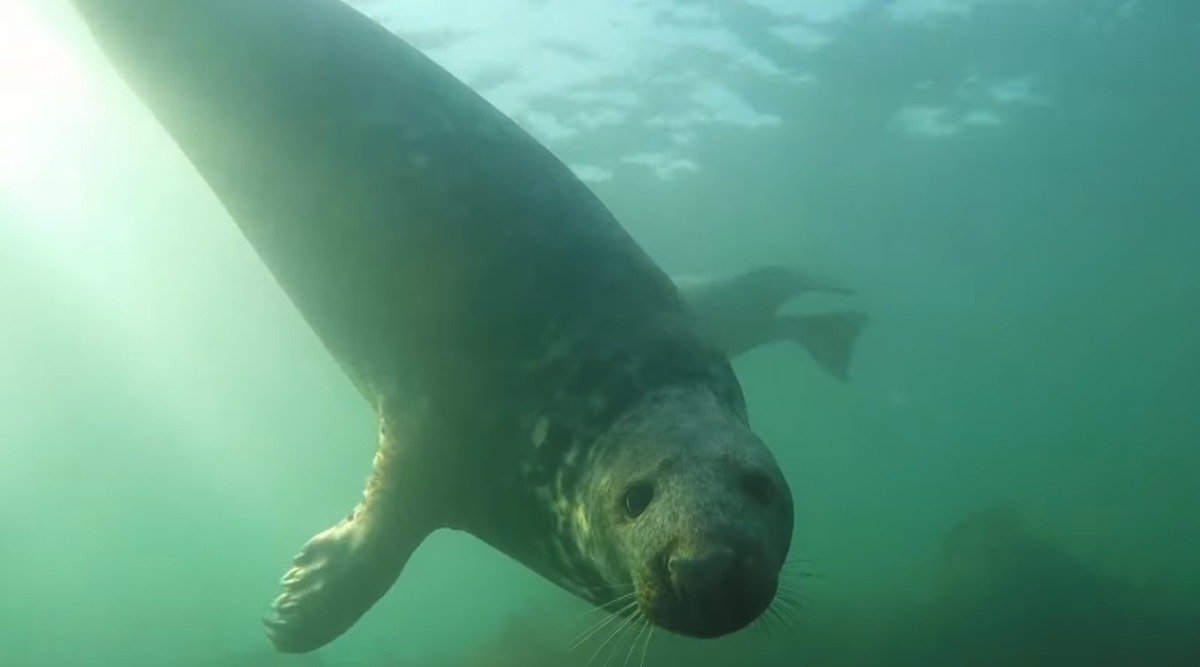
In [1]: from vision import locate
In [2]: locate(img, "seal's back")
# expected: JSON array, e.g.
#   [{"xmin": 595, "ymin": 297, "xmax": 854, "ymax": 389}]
[{"xmin": 69, "ymin": 0, "xmax": 701, "ymax": 413}]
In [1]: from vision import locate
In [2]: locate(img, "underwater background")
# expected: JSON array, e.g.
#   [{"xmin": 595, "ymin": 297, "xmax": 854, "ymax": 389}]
[{"xmin": 1, "ymin": 0, "xmax": 1197, "ymax": 666}]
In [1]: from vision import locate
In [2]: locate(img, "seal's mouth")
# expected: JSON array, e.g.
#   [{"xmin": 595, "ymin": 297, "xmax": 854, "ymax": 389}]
[{"xmin": 637, "ymin": 544, "xmax": 779, "ymax": 638}]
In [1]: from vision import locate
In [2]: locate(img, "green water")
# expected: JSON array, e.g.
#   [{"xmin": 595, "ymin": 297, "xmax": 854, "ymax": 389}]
[{"xmin": 2, "ymin": 1, "xmax": 1197, "ymax": 666}]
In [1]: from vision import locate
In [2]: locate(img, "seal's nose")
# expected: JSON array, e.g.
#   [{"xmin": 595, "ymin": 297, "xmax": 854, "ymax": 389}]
[
  {"xmin": 667, "ymin": 546, "xmax": 737, "ymax": 594},
  {"xmin": 663, "ymin": 543, "xmax": 777, "ymax": 637}
]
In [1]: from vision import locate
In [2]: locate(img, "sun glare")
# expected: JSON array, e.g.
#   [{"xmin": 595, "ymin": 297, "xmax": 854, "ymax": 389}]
[
  {"xmin": 0, "ymin": 2, "xmax": 295, "ymax": 504},
  {"xmin": 0, "ymin": 1, "xmax": 95, "ymax": 218}
]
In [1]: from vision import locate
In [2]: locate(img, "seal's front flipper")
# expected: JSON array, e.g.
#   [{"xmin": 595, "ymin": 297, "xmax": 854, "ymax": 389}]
[
  {"xmin": 264, "ymin": 430, "xmax": 439, "ymax": 654},
  {"xmin": 781, "ymin": 311, "xmax": 869, "ymax": 381}
]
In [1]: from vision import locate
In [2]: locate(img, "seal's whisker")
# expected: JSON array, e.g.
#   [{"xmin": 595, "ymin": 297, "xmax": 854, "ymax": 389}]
[
  {"xmin": 784, "ymin": 557, "xmax": 817, "ymax": 565},
  {"xmin": 760, "ymin": 607, "xmax": 784, "ymax": 635},
  {"xmin": 763, "ymin": 607, "xmax": 782, "ymax": 633},
  {"xmin": 774, "ymin": 588, "xmax": 802, "ymax": 610},
  {"xmin": 780, "ymin": 572, "xmax": 826, "ymax": 582},
  {"xmin": 616, "ymin": 613, "xmax": 648, "ymax": 667},
  {"xmin": 571, "ymin": 602, "xmax": 638, "ymax": 647},
  {"xmin": 776, "ymin": 586, "xmax": 809, "ymax": 614},
  {"xmin": 638, "ymin": 625, "xmax": 655, "ymax": 667},
  {"xmin": 777, "ymin": 576, "xmax": 812, "ymax": 607},
  {"xmin": 601, "ymin": 612, "xmax": 638, "ymax": 667},
  {"xmin": 586, "ymin": 591, "xmax": 638, "ymax": 617},
  {"xmin": 622, "ymin": 617, "xmax": 650, "ymax": 667},
  {"xmin": 773, "ymin": 600, "xmax": 802, "ymax": 620},
  {"xmin": 773, "ymin": 604, "xmax": 800, "ymax": 632},
  {"xmin": 570, "ymin": 600, "xmax": 638, "ymax": 651},
  {"xmin": 780, "ymin": 569, "xmax": 818, "ymax": 577},
  {"xmin": 583, "ymin": 582, "xmax": 638, "ymax": 592},
  {"xmin": 773, "ymin": 587, "xmax": 794, "ymax": 608},
  {"xmin": 585, "ymin": 606, "xmax": 640, "ymax": 667},
  {"xmin": 573, "ymin": 592, "xmax": 637, "ymax": 638},
  {"xmin": 767, "ymin": 594, "xmax": 804, "ymax": 631},
  {"xmin": 599, "ymin": 591, "xmax": 638, "ymax": 607},
  {"xmin": 754, "ymin": 611, "xmax": 773, "ymax": 639},
  {"xmin": 781, "ymin": 555, "xmax": 823, "ymax": 577}
]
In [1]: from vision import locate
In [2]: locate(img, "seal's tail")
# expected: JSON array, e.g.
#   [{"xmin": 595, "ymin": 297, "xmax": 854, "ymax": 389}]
[
  {"xmin": 780, "ymin": 311, "xmax": 869, "ymax": 381},
  {"xmin": 726, "ymin": 265, "xmax": 857, "ymax": 313}
]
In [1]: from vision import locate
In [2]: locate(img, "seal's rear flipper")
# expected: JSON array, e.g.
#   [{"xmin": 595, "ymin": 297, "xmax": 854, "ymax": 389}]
[
  {"xmin": 781, "ymin": 311, "xmax": 869, "ymax": 381},
  {"xmin": 733, "ymin": 265, "xmax": 856, "ymax": 307},
  {"xmin": 264, "ymin": 438, "xmax": 438, "ymax": 653}
]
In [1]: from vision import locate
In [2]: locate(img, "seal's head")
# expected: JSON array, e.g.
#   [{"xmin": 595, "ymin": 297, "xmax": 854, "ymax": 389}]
[{"xmin": 577, "ymin": 386, "xmax": 794, "ymax": 638}]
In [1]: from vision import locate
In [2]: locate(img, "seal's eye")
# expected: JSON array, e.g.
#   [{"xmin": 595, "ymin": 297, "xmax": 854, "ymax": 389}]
[
  {"xmin": 622, "ymin": 481, "xmax": 655, "ymax": 519},
  {"xmin": 741, "ymin": 471, "xmax": 774, "ymax": 505}
]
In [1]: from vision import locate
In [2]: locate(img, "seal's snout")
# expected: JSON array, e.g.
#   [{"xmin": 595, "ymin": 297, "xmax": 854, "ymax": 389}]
[{"xmin": 664, "ymin": 540, "xmax": 777, "ymax": 638}]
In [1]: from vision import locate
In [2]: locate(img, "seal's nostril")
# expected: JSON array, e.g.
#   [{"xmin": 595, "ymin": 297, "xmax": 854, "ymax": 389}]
[{"xmin": 668, "ymin": 547, "xmax": 737, "ymax": 593}]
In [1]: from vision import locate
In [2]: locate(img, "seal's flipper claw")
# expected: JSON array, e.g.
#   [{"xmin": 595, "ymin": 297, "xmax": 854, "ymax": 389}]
[{"xmin": 784, "ymin": 311, "xmax": 869, "ymax": 381}]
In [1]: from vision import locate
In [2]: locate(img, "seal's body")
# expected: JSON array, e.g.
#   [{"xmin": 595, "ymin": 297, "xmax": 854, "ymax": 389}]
[{"xmin": 71, "ymin": 0, "xmax": 794, "ymax": 654}]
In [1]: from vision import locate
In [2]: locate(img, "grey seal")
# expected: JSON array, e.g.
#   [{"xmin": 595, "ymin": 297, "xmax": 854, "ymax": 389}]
[
  {"xmin": 70, "ymin": 0, "xmax": 797, "ymax": 654},
  {"xmin": 674, "ymin": 266, "xmax": 868, "ymax": 380}
]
